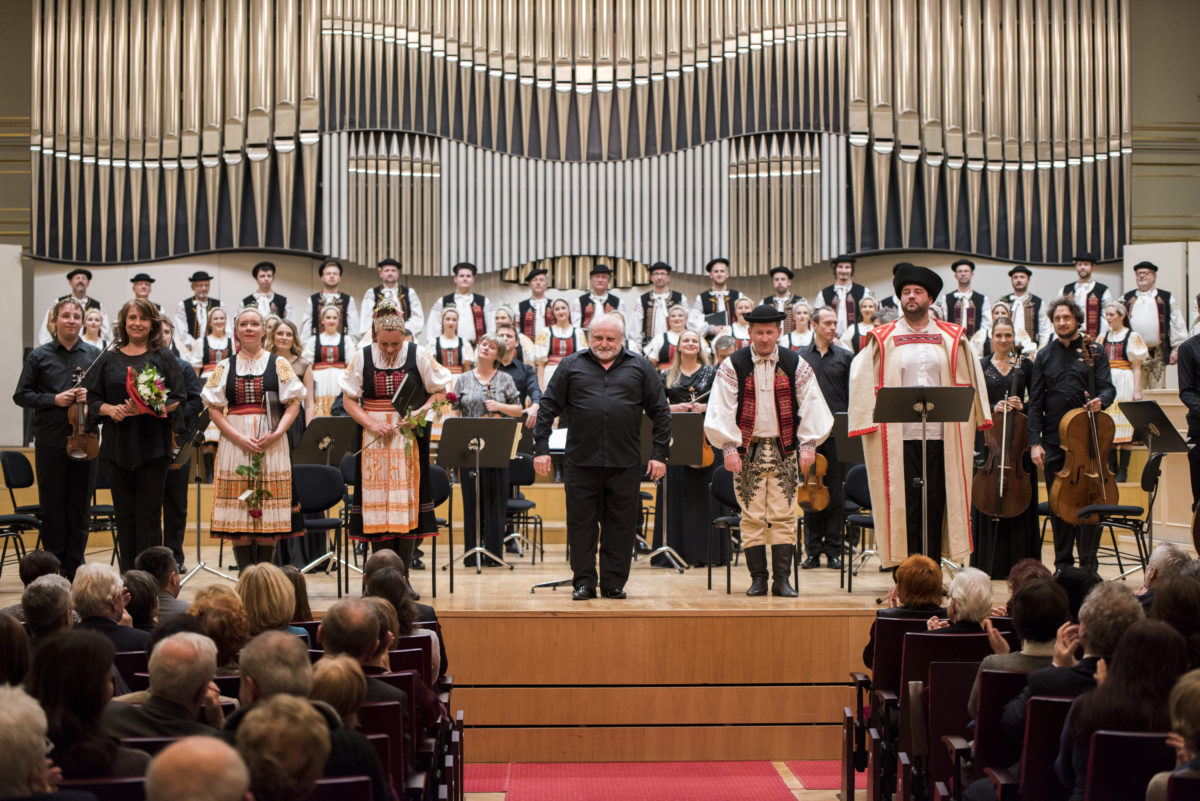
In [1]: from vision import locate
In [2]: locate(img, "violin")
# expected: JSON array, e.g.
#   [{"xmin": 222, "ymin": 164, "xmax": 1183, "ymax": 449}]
[
  {"xmin": 1049, "ymin": 334, "xmax": 1118, "ymax": 525},
  {"xmin": 797, "ymin": 452, "xmax": 830, "ymax": 512},
  {"xmin": 66, "ymin": 366, "xmax": 99, "ymax": 461},
  {"xmin": 972, "ymin": 354, "xmax": 1032, "ymax": 518},
  {"xmin": 688, "ymin": 387, "xmax": 715, "ymax": 467}
]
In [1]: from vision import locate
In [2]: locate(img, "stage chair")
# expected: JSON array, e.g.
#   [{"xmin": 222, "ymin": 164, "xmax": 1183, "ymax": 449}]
[
  {"xmin": 1167, "ymin": 768, "xmax": 1200, "ymax": 800},
  {"xmin": 707, "ymin": 466, "xmax": 741, "ymax": 594},
  {"xmin": 504, "ymin": 454, "xmax": 541, "ymax": 563},
  {"xmin": 309, "ymin": 775, "xmax": 373, "ymax": 801},
  {"xmin": 843, "ymin": 463, "xmax": 877, "ymax": 593},
  {"xmin": 89, "ymin": 460, "xmax": 120, "ymax": 566},
  {"xmin": 1082, "ymin": 730, "xmax": 1174, "ymax": 801},
  {"xmin": 0, "ymin": 512, "xmax": 39, "ymax": 578},
  {"xmin": 296, "ymin": 464, "xmax": 351, "ymax": 596},
  {"xmin": 59, "ymin": 776, "xmax": 146, "ymax": 800},
  {"xmin": 1079, "ymin": 452, "xmax": 1163, "ymax": 579},
  {"xmin": 1, "ymin": 450, "xmax": 42, "ymax": 554},
  {"xmin": 984, "ymin": 695, "xmax": 1072, "ymax": 801},
  {"xmin": 943, "ymin": 669, "xmax": 1029, "ymax": 795}
]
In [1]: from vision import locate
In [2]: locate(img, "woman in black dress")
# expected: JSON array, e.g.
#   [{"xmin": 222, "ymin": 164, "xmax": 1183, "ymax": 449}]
[
  {"xmin": 651, "ymin": 330, "xmax": 719, "ymax": 566},
  {"xmin": 84, "ymin": 298, "xmax": 184, "ymax": 571},
  {"xmin": 971, "ymin": 318, "xmax": 1040, "ymax": 578}
]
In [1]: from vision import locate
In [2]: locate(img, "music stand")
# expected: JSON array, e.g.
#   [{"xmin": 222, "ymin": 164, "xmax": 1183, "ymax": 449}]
[
  {"xmin": 178, "ymin": 411, "xmax": 236, "ymax": 586},
  {"xmin": 634, "ymin": 413, "xmax": 700, "ymax": 573},
  {"xmin": 1119, "ymin": 400, "xmax": 1190, "ymax": 559},
  {"xmin": 296, "ymin": 418, "xmax": 360, "ymax": 583},
  {"xmin": 438, "ymin": 417, "xmax": 523, "ymax": 574},
  {"xmin": 873, "ymin": 386, "xmax": 976, "ymax": 565}
]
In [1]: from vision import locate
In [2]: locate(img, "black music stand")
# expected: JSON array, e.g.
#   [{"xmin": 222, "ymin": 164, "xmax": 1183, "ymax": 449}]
[
  {"xmin": 874, "ymin": 386, "xmax": 976, "ymax": 566},
  {"xmin": 178, "ymin": 411, "xmax": 236, "ymax": 586},
  {"xmin": 438, "ymin": 417, "xmax": 523, "ymax": 574},
  {"xmin": 1119, "ymin": 400, "xmax": 1190, "ymax": 558},
  {"xmin": 296, "ymin": 418, "xmax": 359, "ymax": 584},
  {"xmin": 634, "ymin": 413, "xmax": 702, "ymax": 573}
]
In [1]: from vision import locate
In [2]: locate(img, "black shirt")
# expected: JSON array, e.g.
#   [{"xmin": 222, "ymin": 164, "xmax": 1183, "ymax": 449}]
[
  {"xmin": 1178, "ymin": 335, "xmax": 1200, "ymax": 439},
  {"xmin": 171, "ymin": 353, "xmax": 206, "ymax": 437},
  {"xmin": 13, "ymin": 337, "xmax": 101, "ymax": 447},
  {"xmin": 534, "ymin": 348, "xmax": 671, "ymax": 468},
  {"xmin": 498, "ymin": 358, "xmax": 542, "ymax": 407},
  {"xmin": 84, "ymin": 349, "xmax": 186, "ymax": 470},
  {"xmin": 800, "ymin": 341, "xmax": 852, "ymax": 414},
  {"xmin": 1028, "ymin": 335, "xmax": 1116, "ymax": 448}
]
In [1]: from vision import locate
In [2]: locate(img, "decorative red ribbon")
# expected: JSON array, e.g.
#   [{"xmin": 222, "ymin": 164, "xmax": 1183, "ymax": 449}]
[{"xmin": 124, "ymin": 366, "xmax": 166, "ymax": 417}]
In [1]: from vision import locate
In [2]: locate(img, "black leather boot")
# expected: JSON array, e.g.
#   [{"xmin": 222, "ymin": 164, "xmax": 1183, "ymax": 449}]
[
  {"xmin": 744, "ymin": 545, "xmax": 769, "ymax": 596},
  {"xmin": 232, "ymin": 545, "xmax": 253, "ymax": 572},
  {"xmin": 771, "ymin": 544, "xmax": 798, "ymax": 597}
]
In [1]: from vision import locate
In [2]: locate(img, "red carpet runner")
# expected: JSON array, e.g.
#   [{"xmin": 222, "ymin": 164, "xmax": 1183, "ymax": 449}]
[
  {"xmin": 465, "ymin": 761, "xmax": 796, "ymax": 800},
  {"xmin": 786, "ymin": 760, "xmax": 868, "ymax": 791}
]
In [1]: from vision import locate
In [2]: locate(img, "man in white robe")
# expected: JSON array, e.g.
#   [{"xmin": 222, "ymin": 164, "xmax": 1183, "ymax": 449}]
[{"xmin": 848, "ymin": 263, "xmax": 992, "ymax": 566}]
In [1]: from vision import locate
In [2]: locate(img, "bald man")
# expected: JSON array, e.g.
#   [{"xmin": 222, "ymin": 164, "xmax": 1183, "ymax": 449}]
[{"xmin": 146, "ymin": 736, "xmax": 252, "ymax": 801}]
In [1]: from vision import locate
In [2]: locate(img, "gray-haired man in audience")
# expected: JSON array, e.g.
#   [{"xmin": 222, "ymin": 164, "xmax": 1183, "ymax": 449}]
[
  {"xmin": 146, "ymin": 736, "xmax": 252, "ymax": 801},
  {"xmin": 104, "ymin": 631, "xmax": 224, "ymax": 736},
  {"xmin": 22, "ymin": 573, "xmax": 74, "ymax": 646}
]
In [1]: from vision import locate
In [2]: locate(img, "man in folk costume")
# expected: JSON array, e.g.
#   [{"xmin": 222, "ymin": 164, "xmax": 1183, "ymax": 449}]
[
  {"xmin": 634, "ymin": 261, "xmax": 686, "ymax": 350},
  {"xmin": 1063, "ymin": 252, "xmax": 1112, "ymax": 339},
  {"xmin": 939, "ymin": 259, "xmax": 990, "ymax": 343},
  {"xmin": 763, "ymin": 266, "xmax": 804, "ymax": 334},
  {"xmin": 705, "ymin": 305, "xmax": 834, "ymax": 597},
  {"xmin": 690, "ymin": 258, "xmax": 743, "ymax": 337},
  {"xmin": 429, "ymin": 261, "xmax": 493, "ymax": 344},
  {"xmin": 1000, "ymin": 265, "xmax": 1050, "ymax": 349},
  {"xmin": 244, "ymin": 261, "xmax": 294, "ymax": 323},
  {"xmin": 572, "ymin": 263, "xmax": 625, "ymax": 336},
  {"xmin": 518, "ymin": 267, "xmax": 554, "ymax": 344},
  {"xmin": 300, "ymin": 257, "xmax": 358, "ymax": 352},
  {"xmin": 172, "ymin": 271, "xmax": 220, "ymax": 360},
  {"xmin": 848, "ymin": 264, "xmax": 992, "ymax": 565},
  {"xmin": 814, "ymin": 254, "xmax": 872, "ymax": 337},
  {"xmin": 360, "ymin": 257, "xmax": 425, "ymax": 341},
  {"xmin": 1123, "ymin": 261, "xmax": 1187, "ymax": 390},
  {"xmin": 40, "ymin": 268, "xmax": 108, "ymax": 345}
]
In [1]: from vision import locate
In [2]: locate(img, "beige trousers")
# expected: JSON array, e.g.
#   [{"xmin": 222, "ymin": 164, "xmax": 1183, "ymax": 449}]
[{"xmin": 734, "ymin": 438, "xmax": 799, "ymax": 548}]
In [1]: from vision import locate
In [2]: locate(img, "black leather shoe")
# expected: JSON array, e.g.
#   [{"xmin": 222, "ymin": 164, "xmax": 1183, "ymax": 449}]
[
  {"xmin": 572, "ymin": 585, "xmax": 596, "ymax": 601},
  {"xmin": 410, "ymin": 556, "xmax": 426, "ymax": 570},
  {"xmin": 801, "ymin": 554, "xmax": 822, "ymax": 570},
  {"xmin": 602, "ymin": 587, "xmax": 627, "ymax": 599},
  {"xmin": 634, "ymin": 540, "xmax": 653, "ymax": 555},
  {"xmin": 827, "ymin": 555, "xmax": 843, "ymax": 570},
  {"xmin": 410, "ymin": 588, "xmax": 421, "ymax": 601}
]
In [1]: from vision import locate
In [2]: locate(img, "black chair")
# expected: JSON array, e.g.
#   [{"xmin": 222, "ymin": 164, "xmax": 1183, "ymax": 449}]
[
  {"xmin": 707, "ymin": 466, "xmax": 741, "ymax": 594},
  {"xmin": 842, "ymin": 463, "xmax": 877, "ymax": 593},
  {"xmin": 504, "ymin": 453, "xmax": 542, "ymax": 564},
  {"xmin": 1, "ymin": 451, "xmax": 42, "ymax": 520},
  {"xmin": 89, "ymin": 460, "xmax": 120, "ymax": 566},
  {"xmin": 1079, "ymin": 451, "xmax": 1163, "ymax": 580},
  {"xmin": 294, "ymin": 464, "xmax": 351, "ymax": 597},
  {"xmin": 339, "ymin": 452, "xmax": 360, "ymax": 569}
]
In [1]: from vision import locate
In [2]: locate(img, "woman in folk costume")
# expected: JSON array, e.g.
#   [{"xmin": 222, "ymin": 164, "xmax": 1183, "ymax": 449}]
[
  {"xmin": 535, "ymin": 298, "xmax": 586, "ymax": 388},
  {"xmin": 493, "ymin": 306, "xmax": 537, "ymax": 363},
  {"xmin": 305, "ymin": 301, "xmax": 356, "ymax": 418},
  {"xmin": 1099, "ymin": 301, "xmax": 1148, "ymax": 482},
  {"xmin": 643, "ymin": 304, "xmax": 710, "ymax": 366},
  {"xmin": 839, "ymin": 296, "xmax": 878, "ymax": 354},
  {"xmin": 783, "ymin": 299, "xmax": 815, "ymax": 351},
  {"xmin": 202, "ymin": 305, "xmax": 304, "ymax": 571},
  {"xmin": 848, "ymin": 263, "xmax": 992, "ymax": 567},
  {"xmin": 429, "ymin": 306, "xmax": 474, "ymax": 374},
  {"xmin": 726, "ymin": 297, "xmax": 756, "ymax": 349},
  {"xmin": 340, "ymin": 301, "xmax": 453, "ymax": 576}
]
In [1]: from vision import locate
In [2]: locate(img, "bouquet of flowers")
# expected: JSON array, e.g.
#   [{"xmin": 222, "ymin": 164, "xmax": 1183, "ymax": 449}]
[
  {"xmin": 236, "ymin": 453, "xmax": 273, "ymax": 520},
  {"xmin": 124, "ymin": 364, "xmax": 168, "ymax": 417}
]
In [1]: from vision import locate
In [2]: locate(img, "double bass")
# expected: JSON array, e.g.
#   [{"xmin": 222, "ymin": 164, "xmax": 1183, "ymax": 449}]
[
  {"xmin": 972, "ymin": 356, "xmax": 1032, "ymax": 518},
  {"xmin": 1049, "ymin": 334, "xmax": 1118, "ymax": 525}
]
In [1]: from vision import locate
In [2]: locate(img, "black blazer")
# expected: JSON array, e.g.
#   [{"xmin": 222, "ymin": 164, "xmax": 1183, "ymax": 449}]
[{"xmin": 76, "ymin": 616, "xmax": 150, "ymax": 652}]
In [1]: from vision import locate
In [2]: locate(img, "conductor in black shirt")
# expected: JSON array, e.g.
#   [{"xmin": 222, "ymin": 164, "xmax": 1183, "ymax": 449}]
[
  {"xmin": 1177, "ymin": 334, "xmax": 1200, "ymax": 506},
  {"xmin": 533, "ymin": 314, "xmax": 671, "ymax": 600},
  {"xmin": 1029, "ymin": 299, "xmax": 1116, "ymax": 576}
]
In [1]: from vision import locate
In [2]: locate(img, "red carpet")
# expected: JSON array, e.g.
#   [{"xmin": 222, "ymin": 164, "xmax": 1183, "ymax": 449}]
[
  {"xmin": 464, "ymin": 763, "xmax": 511, "ymax": 793},
  {"xmin": 494, "ymin": 761, "xmax": 796, "ymax": 801},
  {"xmin": 786, "ymin": 759, "xmax": 867, "ymax": 790}
]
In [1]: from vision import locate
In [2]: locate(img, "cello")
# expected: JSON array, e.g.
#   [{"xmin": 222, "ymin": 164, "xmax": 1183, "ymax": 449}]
[
  {"xmin": 1048, "ymin": 334, "xmax": 1118, "ymax": 526},
  {"xmin": 971, "ymin": 355, "xmax": 1032, "ymax": 518}
]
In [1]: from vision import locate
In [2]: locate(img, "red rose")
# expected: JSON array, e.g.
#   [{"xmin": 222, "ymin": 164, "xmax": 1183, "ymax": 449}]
[
  {"xmin": 446, "ymin": 392, "xmax": 458, "ymax": 403},
  {"xmin": 249, "ymin": 509, "xmax": 263, "ymax": 519}
]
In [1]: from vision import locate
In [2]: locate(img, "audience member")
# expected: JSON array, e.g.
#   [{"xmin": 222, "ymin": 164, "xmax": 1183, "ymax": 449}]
[
  {"xmin": 145, "ymin": 736, "xmax": 252, "ymax": 801},
  {"xmin": 281, "ymin": 565, "xmax": 313, "ymax": 623},
  {"xmin": 1056, "ymin": 620, "xmax": 1187, "ymax": 801},
  {"xmin": 0, "ymin": 613, "xmax": 29, "ymax": 685},
  {"xmin": 112, "ymin": 615, "xmax": 211, "ymax": 704},
  {"xmin": 121, "ymin": 569, "xmax": 160, "ymax": 632},
  {"xmin": 363, "ymin": 551, "xmax": 448, "ymax": 675},
  {"xmin": 862, "ymin": 554, "xmax": 947, "ymax": 667},
  {"xmin": 365, "ymin": 566, "xmax": 442, "ymax": 678},
  {"xmin": 1152, "ymin": 576, "xmax": 1200, "ymax": 670},
  {"xmin": 1146, "ymin": 668, "xmax": 1200, "ymax": 801},
  {"xmin": 996, "ymin": 558, "xmax": 1052, "ymax": 616},
  {"xmin": 26, "ymin": 629, "xmax": 149, "ymax": 779},
  {"xmin": 1180, "ymin": 559, "xmax": 1200, "ymax": 583},
  {"xmin": 1055, "ymin": 566, "xmax": 1103, "ymax": 622},
  {"xmin": 0, "ymin": 684, "xmax": 99, "ymax": 801},
  {"xmin": 188, "ymin": 585, "xmax": 252, "ymax": 673},
  {"xmin": 104, "ymin": 632, "xmax": 222, "ymax": 737},
  {"xmin": 21, "ymin": 574, "xmax": 73, "ymax": 646},
  {"xmin": 0, "ymin": 550, "xmax": 61, "ymax": 621},
  {"xmin": 928, "ymin": 567, "xmax": 992, "ymax": 633},
  {"xmin": 1138, "ymin": 542, "xmax": 1191, "ymax": 612},
  {"xmin": 318, "ymin": 598, "xmax": 410, "ymax": 707},
  {"xmin": 362, "ymin": 596, "xmax": 402, "ymax": 660},
  {"xmin": 968, "ymin": 578, "xmax": 1070, "ymax": 717},
  {"xmin": 134, "ymin": 546, "xmax": 190, "ymax": 619},
  {"xmin": 237, "ymin": 563, "xmax": 308, "ymax": 639},
  {"xmin": 311, "ymin": 655, "xmax": 368, "ymax": 729},
  {"xmin": 72, "ymin": 562, "xmax": 150, "ymax": 651},
  {"xmin": 235, "ymin": 694, "xmax": 331, "ymax": 801}
]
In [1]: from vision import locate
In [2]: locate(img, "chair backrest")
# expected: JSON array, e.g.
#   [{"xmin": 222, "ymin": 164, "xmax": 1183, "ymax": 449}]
[
  {"xmin": 293, "ymin": 464, "xmax": 346, "ymax": 514},
  {"xmin": 308, "ymin": 648, "xmax": 324, "ymax": 663},
  {"xmin": 711, "ymin": 466, "xmax": 738, "ymax": 510},
  {"xmin": 295, "ymin": 619, "xmax": 322, "ymax": 641},
  {"xmin": 1, "ymin": 451, "xmax": 34, "ymax": 490},
  {"xmin": 1167, "ymin": 768, "xmax": 1200, "ymax": 801},
  {"xmin": 212, "ymin": 673, "xmax": 240, "ymax": 698},
  {"xmin": 1083, "ymin": 730, "xmax": 1175, "ymax": 801},
  {"xmin": 59, "ymin": 776, "xmax": 147, "ymax": 800},
  {"xmin": 372, "ymin": 671, "xmax": 422, "ymax": 751},
  {"xmin": 358, "ymin": 700, "xmax": 407, "ymax": 782},
  {"xmin": 1019, "ymin": 696, "xmax": 1073, "ymax": 801},
  {"xmin": 1142, "ymin": 451, "xmax": 1165, "ymax": 494},
  {"xmin": 394, "ymin": 635, "xmax": 434, "ymax": 685},
  {"xmin": 429, "ymin": 464, "xmax": 451, "ymax": 507},
  {"xmin": 121, "ymin": 736, "xmax": 180, "ymax": 756},
  {"xmin": 987, "ymin": 615, "xmax": 1015, "ymax": 632},
  {"xmin": 845, "ymin": 463, "xmax": 871, "ymax": 509},
  {"xmin": 340, "ymin": 452, "xmax": 358, "ymax": 485},
  {"xmin": 364, "ymin": 732, "xmax": 393, "ymax": 784},
  {"xmin": 309, "ymin": 775, "xmax": 374, "ymax": 801},
  {"xmin": 93, "ymin": 459, "xmax": 111, "ymax": 492},
  {"xmin": 899, "ymin": 633, "xmax": 995, "ymax": 691},
  {"xmin": 113, "ymin": 650, "xmax": 149, "ymax": 683},
  {"xmin": 508, "ymin": 453, "xmax": 536, "ymax": 486},
  {"xmin": 387, "ymin": 647, "xmax": 428, "ymax": 682},
  {"xmin": 871, "ymin": 617, "xmax": 932, "ymax": 696},
  {"xmin": 972, "ymin": 669, "xmax": 1032, "ymax": 780},
  {"xmin": 924, "ymin": 660, "xmax": 983, "ymax": 787}
]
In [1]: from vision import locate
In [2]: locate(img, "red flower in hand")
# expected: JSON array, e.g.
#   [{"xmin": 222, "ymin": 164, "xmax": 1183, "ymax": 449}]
[{"xmin": 446, "ymin": 392, "xmax": 458, "ymax": 403}]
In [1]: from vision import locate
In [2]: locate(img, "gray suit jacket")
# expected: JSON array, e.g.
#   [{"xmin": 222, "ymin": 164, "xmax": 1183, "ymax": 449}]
[
  {"xmin": 157, "ymin": 591, "xmax": 191, "ymax": 619},
  {"xmin": 103, "ymin": 695, "xmax": 217, "ymax": 739}
]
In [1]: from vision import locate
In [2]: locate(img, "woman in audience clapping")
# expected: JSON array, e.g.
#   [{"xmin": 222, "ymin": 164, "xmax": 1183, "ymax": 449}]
[{"xmin": 927, "ymin": 567, "xmax": 992, "ymax": 633}]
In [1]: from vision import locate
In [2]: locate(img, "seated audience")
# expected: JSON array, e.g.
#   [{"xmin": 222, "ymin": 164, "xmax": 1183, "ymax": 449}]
[
  {"xmin": 311, "ymin": 655, "xmax": 368, "ymax": 729},
  {"xmin": 365, "ymin": 566, "xmax": 442, "ymax": 678},
  {"xmin": 363, "ymin": 549, "xmax": 448, "ymax": 676},
  {"xmin": 237, "ymin": 563, "xmax": 308, "ymax": 639},
  {"xmin": 104, "ymin": 632, "xmax": 223, "ymax": 737},
  {"xmin": 223, "ymin": 631, "xmax": 390, "ymax": 799},
  {"xmin": 22, "ymin": 574, "xmax": 74, "ymax": 647},
  {"xmin": 145, "ymin": 736, "xmax": 252, "ymax": 801},
  {"xmin": 0, "ymin": 684, "xmax": 99, "ymax": 801},
  {"xmin": 235, "ymin": 694, "xmax": 331, "ymax": 801},
  {"xmin": 994, "ymin": 558, "xmax": 1052, "ymax": 616},
  {"xmin": 0, "ymin": 550, "xmax": 62, "ymax": 621},
  {"xmin": 1056, "ymin": 566, "xmax": 1103, "ymax": 622},
  {"xmin": 0, "ymin": 613, "xmax": 30, "ymax": 685},
  {"xmin": 112, "ymin": 615, "xmax": 211, "ymax": 704},
  {"xmin": 1152, "ymin": 576, "xmax": 1200, "ymax": 670},
  {"xmin": 862, "ymin": 554, "xmax": 947, "ymax": 667},
  {"xmin": 318, "ymin": 598, "xmax": 409, "ymax": 707},
  {"xmin": 1146, "ymin": 668, "xmax": 1200, "ymax": 801},
  {"xmin": 928, "ymin": 567, "xmax": 992, "ymax": 633},
  {"xmin": 26, "ymin": 629, "xmax": 150, "ymax": 779},
  {"xmin": 362, "ymin": 596, "xmax": 403, "ymax": 661},
  {"xmin": 188, "ymin": 585, "xmax": 252, "ymax": 674},
  {"xmin": 1138, "ymin": 542, "xmax": 1191, "ymax": 612},
  {"xmin": 281, "ymin": 565, "xmax": 313, "ymax": 623},
  {"xmin": 72, "ymin": 562, "xmax": 150, "ymax": 652},
  {"xmin": 968, "ymin": 578, "xmax": 1071, "ymax": 717},
  {"xmin": 121, "ymin": 569, "xmax": 160, "ymax": 633},
  {"xmin": 134, "ymin": 546, "xmax": 190, "ymax": 619},
  {"xmin": 1056, "ymin": 619, "xmax": 1187, "ymax": 801}
]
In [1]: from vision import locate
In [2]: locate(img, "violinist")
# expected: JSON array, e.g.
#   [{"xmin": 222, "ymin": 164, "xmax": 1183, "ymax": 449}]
[
  {"xmin": 12, "ymin": 297, "xmax": 100, "ymax": 579},
  {"xmin": 1029, "ymin": 299, "xmax": 1117, "ymax": 577},
  {"xmin": 971, "ymin": 318, "xmax": 1040, "ymax": 578}
]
